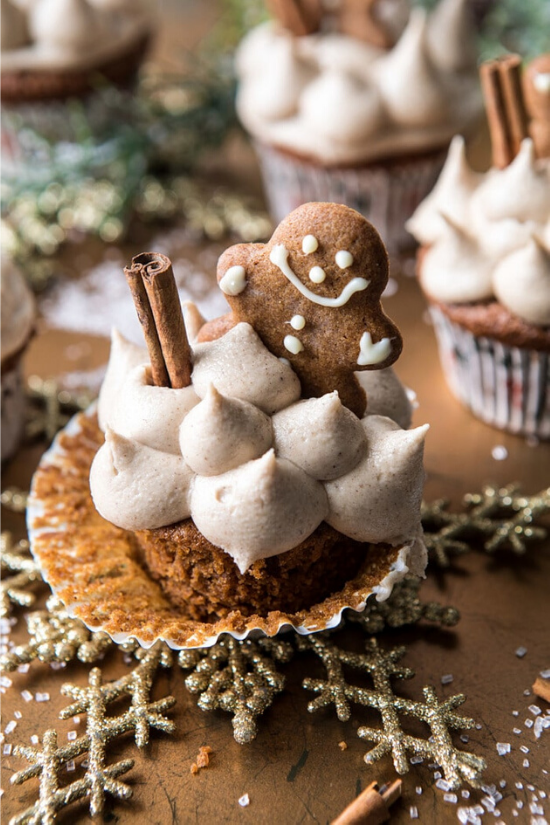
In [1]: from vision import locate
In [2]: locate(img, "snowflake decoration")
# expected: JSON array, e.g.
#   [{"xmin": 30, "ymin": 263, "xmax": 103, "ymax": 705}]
[
  {"xmin": 25, "ymin": 376, "xmax": 94, "ymax": 444},
  {"xmin": 178, "ymin": 635, "xmax": 294, "ymax": 744},
  {"xmin": 0, "ymin": 533, "xmax": 43, "ymax": 618},
  {"xmin": 349, "ymin": 575, "xmax": 460, "ymax": 633},
  {"xmin": 422, "ymin": 484, "xmax": 550, "ymax": 566},
  {"xmin": 10, "ymin": 644, "xmax": 175, "ymax": 823},
  {"xmin": 299, "ymin": 636, "xmax": 486, "ymax": 790}
]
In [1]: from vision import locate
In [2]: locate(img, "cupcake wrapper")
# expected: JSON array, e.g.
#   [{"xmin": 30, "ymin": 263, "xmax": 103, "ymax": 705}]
[
  {"xmin": 1, "ymin": 363, "xmax": 26, "ymax": 463},
  {"xmin": 430, "ymin": 306, "xmax": 550, "ymax": 439},
  {"xmin": 27, "ymin": 408, "xmax": 426, "ymax": 649},
  {"xmin": 254, "ymin": 142, "xmax": 446, "ymax": 253}
]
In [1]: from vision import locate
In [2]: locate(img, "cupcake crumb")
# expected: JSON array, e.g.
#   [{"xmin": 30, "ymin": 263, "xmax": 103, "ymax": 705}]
[
  {"xmin": 190, "ymin": 745, "xmax": 213, "ymax": 774},
  {"xmin": 338, "ymin": 741, "xmax": 348, "ymax": 751}
]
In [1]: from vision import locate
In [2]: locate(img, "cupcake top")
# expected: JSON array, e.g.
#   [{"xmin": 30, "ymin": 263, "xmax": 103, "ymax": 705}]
[
  {"xmin": 91, "ymin": 325, "xmax": 426, "ymax": 573},
  {"xmin": 1, "ymin": 256, "xmax": 35, "ymax": 363},
  {"xmin": 236, "ymin": 0, "xmax": 482, "ymax": 165},
  {"xmin": 407, "ymin": 137, "xmax": 550, "ymax": 327},
  {"xmin": 1, "ymin": 0, "xmax": 152, "ymax": 73},
  {"xmin": 90, "ymin": 203, "xmax": 427, "ymax": 574}
]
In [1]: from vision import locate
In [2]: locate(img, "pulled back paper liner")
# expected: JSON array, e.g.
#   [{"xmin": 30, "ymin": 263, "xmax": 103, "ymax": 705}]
[{"xmin": 27, "ymin": 409, "xmax": 427, "ymax": 650}]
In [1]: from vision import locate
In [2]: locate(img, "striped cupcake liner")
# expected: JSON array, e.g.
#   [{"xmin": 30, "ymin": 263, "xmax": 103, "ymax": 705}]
[
  {"xmin": 430, "ymin": 306, "xmax": 550, "ymax": 440},
  {"xmin": 254, "ymin": 142, "xmax": 446, "ymax": 254}
]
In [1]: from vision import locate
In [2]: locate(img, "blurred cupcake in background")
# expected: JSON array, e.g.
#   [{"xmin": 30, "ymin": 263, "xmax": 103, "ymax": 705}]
[
  {"xmin": 1, "ymin": 0, "xmax": 154, "ymax": 164},
  {"xmin": 235, "ymin": 0, "xmax": 483, "ymax": 253},
  {"xmin": 407, "ymin": 53, "xmax": 550, "ymax": 439},
  {"xmin": 1, "ymin": 256, "xmax": 35, "ymax": 462}
]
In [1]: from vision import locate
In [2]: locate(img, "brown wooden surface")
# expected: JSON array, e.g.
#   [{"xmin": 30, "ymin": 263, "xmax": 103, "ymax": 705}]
[{"xmin": 2, "ymin": 3, "xmax": 549, "ymax": 823}]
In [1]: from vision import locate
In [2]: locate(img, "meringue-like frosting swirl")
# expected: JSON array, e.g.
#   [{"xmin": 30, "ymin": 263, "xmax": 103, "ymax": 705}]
[
  {"xmin": 91, "ymin": 321, "xmax": 426, "ymax": 573},
  {"xmin": 1, "ymin": 0, "xmax": 152, "ymax": 73},
  {"xmin": 236, "ymin": 0, "xmax": 481, "ymax": 165},
  {"xmin": 1, "ymin": 256, "xmax": 35, "ymax": 362},
  {"xmin": 407, "ymin": 137, "xmax": 550, "ymax": 326}
]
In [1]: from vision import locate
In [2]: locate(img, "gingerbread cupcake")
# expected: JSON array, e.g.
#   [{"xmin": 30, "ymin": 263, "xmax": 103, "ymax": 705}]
[
  {"xmin": 1, "ymin": 0, "xmax": 153, "ymax": 166},
  {"xmin": 235, "ymin": 0, "xmax": 483, "ymax": 252},
  {"xmin": 407, "ymin": 54, "xmax": 550, "ymax": 438},
  {"xmin": 29, "ymin": 203, "xmax": 428, "ymax": 647}
]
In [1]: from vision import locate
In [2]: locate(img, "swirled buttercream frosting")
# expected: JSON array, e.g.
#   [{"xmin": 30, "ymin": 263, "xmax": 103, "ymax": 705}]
[
  {"xmin": 235, "ymin": 0, "xmax": 481, "ymax": 165},
  {"xmin": 407, "ymin": 137, "xmax": 550, "ymax": 327},
  {"xmin": 91, "ymin": 321, "xmax": 426, "ymax": 572}
]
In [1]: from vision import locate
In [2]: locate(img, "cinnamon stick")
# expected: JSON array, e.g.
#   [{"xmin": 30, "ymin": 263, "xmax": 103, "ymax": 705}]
[
  {"xmin": 533, "ymin": 675, "xmax": 550, "ymax": 704},
  {"xmin": 480, "ymin": 55, "xmax": 528, "ymax": 169},
  {"xmin": 331, "ymin": 779, "xmax": 402, "ymax": 825},
  {"xmin": 266, "ymin": 0, "xmax": 323, "ymax": 36},
  {"xmin": 124, "ymin": 252, "xmax": 192, "ymax": 388}
]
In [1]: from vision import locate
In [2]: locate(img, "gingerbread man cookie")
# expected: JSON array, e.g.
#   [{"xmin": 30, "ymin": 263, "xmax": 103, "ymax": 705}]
[{"xmin": 213, "ymin": 202, "xmax": 402, "ymax": 418}]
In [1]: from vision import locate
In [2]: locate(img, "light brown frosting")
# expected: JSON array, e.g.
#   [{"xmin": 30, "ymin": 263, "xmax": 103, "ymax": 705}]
[
  {"xmin": 91, "ymin": 320, "xmax": 427, "ymax": 571},
  {"xmin": 408, "ymin": 137, "xmax": 550, "ymax": 326},
  {"xmin": 236, "ymin": 0, "xmax": 481, "ymax": 165},
  {"xmin": 1, "ymin": 256, "xmax": 35, "ymax": 362}
]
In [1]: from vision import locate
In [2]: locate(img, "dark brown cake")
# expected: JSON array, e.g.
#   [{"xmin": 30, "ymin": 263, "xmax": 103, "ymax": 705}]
[{"xmin": 136, "ymin": 520, "xmax": 378, "ymax": 622}]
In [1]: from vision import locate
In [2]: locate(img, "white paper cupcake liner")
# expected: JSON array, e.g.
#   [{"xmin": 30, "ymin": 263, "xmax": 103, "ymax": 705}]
[
  {"xmin": 430, "ymin": 306, "xmax": 550, "ymax": 439},
  {"xmin": 27, "ymin": 408, "xmax": 426, "ymax": 649},
  {"xmin": 1, "ymin": 362, "xmax": 26, "ymax": 463},
  {"xmin": 254, "ymin": 142, "xmax": 446, "ymax": 254}
]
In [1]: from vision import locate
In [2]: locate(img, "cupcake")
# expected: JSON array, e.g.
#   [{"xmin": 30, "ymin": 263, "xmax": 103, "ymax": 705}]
[
  {"xmin": 407, "ymin": 55, "xmax": 550, "ymax": 438},
  {"xmin": 1, "ymin": 256, "xmax": 35, "ymax": 462},
  {"xmin": 28, "ymin": 203, "xmax": 428, "ymax": 647},
  {"xmin": 235, "ymin": 0, "xmax": 482, "ymax": 253},
  {"xmin": 1, "ymin": 0, "xmax": 153, "ymax": 164}
]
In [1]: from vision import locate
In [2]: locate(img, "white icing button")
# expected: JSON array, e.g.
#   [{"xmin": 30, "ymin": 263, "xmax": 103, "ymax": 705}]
[
  {"xmin": 219, "ymin": 265, "xmax": 247, "ymax": 296},
  {"xmin": 302, "ymin": 234, "xmax": 319, "ymax": 254},
  {"xmin": 284, "ymin": 335, "xmax": 304, "ymax": 355},
  {"xmin": 534, "ymin": 72, "xmax": 550, "ymax": 93},
  {"xmin": 309, "ymin": 266, "xmax": 326, "ymax": 284},
  {"xmin": 290, "ymin": 315, "xmax": 306, "ymax": 330},
  {"xmin": 335, "ymin": 250, "xmax": 353, "ymax": 269},
  {"xmin": 278, "ymin": 356, "xmax": 291, "ymax": 367}
]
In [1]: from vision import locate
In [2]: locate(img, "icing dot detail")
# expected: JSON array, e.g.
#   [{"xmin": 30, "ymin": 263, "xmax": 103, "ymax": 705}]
[
  {"xmin": 335, "ymin": 250, "xmax": 353, "ymax": 269},
  {"xmin": 284, "ymin": 335, "xmax": 304, "ymax": 355},
  {"xmin": 302, "ymin": 234, "xmax": 319, "ymax": 254},
  {"xmin": 309, "ymin": 266, "xmax": 326, "ymax": 284},
  {"xmin": 290, "ymin": 315, "xmax": 306, "ymax": 330},
  {"xmin": 219, "ymin": 265, "xmax": 247, "ymax": 296}
]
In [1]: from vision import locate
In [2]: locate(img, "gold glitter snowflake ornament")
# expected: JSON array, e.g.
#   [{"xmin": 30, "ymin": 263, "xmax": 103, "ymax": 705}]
[
  {"xmin": 300, "ymin": 636, "xmax": 486, "ymax": 790},
  {"xmin": 0, "ymin": 533, "xmax": 43, "ymax": 618}
]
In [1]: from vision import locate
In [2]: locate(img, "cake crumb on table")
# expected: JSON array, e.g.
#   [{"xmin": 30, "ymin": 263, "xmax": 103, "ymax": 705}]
[
  {"xmin": 338, "ymin": 741, "xmax": 348, "ymax": 751},
  {"xmin": 190, "ymin": 745, "xmax": 213, "ymax": 774}
]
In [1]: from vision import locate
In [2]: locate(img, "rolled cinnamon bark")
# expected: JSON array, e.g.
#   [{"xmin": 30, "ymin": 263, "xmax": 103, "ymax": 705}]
[
  {"xmin": 331, "ymin": 779, "xmax": 402, "ymax": 825},
  {"xmin": 266, "ymin": 0, "xmax": 323, "ymax": 36},
  {"xmin": 480, "ymin": 55, "xmax": 528, "ymax": 169},
  {"xmin": 125, "ymin": 252, "xmax": 192, "ymax": 388}
]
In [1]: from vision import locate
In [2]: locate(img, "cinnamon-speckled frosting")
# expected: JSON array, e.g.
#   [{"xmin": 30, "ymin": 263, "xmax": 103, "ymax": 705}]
[
  {"xmin": 407, "ymin": 137, "xmax": 550, "ymax": 327},
  {"xmin": 236, "ymin": 0, "xmax": 482, "ymax": 165},
  {"xmin": 91, "ymin": 322, "xmax": 425, "ymax": 573},
  {"xmin": 1, "ymin": 0, "xmax": 152, "ymax": 72}
]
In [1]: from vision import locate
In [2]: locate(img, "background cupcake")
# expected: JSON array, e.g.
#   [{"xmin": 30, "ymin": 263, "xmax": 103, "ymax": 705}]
[
  {"xmin": 235, "ymin": 0, "xmax": 483, "ymax": 253},
  {"xmin": 1, "ymin": 256, "xmax": 35, "ymax": 462},
  {"xmin": 407, "ymin": 54, "xmax": 550, "ymax": 439},
  {"xmin": 1, "ymin": 0, "xmax": 154, "ymax": 166}
]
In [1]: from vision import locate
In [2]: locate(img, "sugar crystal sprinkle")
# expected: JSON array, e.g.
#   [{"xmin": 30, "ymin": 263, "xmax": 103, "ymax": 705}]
[
  {"xmin": 513, "ymin": 728, "xmax": 522, "ymax": 735},
  {"xmin": 496, "ymin": 743, "xmax": 510, "ymax": 755},
  {"xmin": 529, "ymin": 705, "xmax": 542, "ymax": 716},
  {"xmin": 35, "ymin": 692, "xmax": 50, "ymax": 702},
  {"xmin": 238, "ymin": 794, "xmax": 250, "ymax": 808},
  {"xmin": 515, "ymin": 647, "xmax": 527, "ymax": 658},
  {"xmin": 444, "ymin": 793, "xmax": 458, "ymax": 804},
  {"xmin": 416, "ymin": 787, "xmax": 423, "ymax": 795},
  {"xmin": 409, "ymin": 806, "xmax": 418, "ymax": 819},
  {"xmin": 441, "ymin": 674, "xmax": 454, "ymax": 685}
]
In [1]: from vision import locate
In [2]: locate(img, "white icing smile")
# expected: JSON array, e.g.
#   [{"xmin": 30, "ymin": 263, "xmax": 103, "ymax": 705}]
[
  {"xmin": 357, "ymin": 332, "xmax": 392, "ymax": 365},
  {"xmin": 270, "ymin": 245, "xmax": 369, "ymax": 307}
]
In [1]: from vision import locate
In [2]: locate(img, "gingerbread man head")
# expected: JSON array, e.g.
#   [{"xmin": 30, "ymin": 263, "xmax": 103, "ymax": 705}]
[{"xmin": 216, "ymin": 202, "xmax": 402, "ymax": 418}]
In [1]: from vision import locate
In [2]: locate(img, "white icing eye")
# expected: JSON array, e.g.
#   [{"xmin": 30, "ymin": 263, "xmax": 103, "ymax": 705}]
[
  {"xmin": 290, "ymin": 315, "xmax": 305, "ymax": 330},
  {"xmin": 284, "ymin": 335, "xmax": 304, "ymax": 355},
  {"xmin": 219, "ymin": 265, "xmax": 246, "ymax": 296},
  {"xmin": 335, "ymin": 250, "xmax": 353, "ymax": 269},
  {"xmin": 302, "ymin": 235, "xmax": 319, "ymax": 254},
  {"xmin": 309, "ymin": 266, "xmax": 326, "ymax": 284}
]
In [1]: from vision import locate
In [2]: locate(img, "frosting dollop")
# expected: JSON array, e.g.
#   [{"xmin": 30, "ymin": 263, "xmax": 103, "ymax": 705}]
[
  {"xmin": 236, "ymin": 0, "xmax": 481, "ymax": 165},
  {"xmin": 90, "ymin": 429, "xmax": 193, "ymax": 531},
  {"xmin": 91, "ymin": 323, "xmax": 427, "ymax": 572},
  {"xmin": 180, "ymin": 385, "xmax": 273, "ymax": 476},
  {"xmin": 192, "ymin": 322, "xmax": 301, "ymax": 414},
  {"xmin": 408, "ymin": 138, "xmax": 550, "ymax": 326}
]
